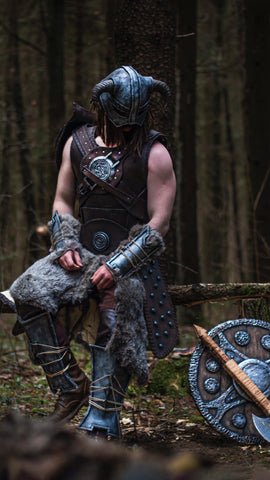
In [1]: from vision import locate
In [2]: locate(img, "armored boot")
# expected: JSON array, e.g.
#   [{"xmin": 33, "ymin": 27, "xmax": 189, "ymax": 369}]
[
  {"xmin": 79, "ymin": 345, "xmax": 130, "ymax": 439},
  {"xmin": 16, "ymin": 304, "xmax": 89, "ymax": 422},
  {"xmin": 47, "ymin": 360, "xmax": 89, "ymax": 423},
  {"xmin": 79, "ymin": 309, "xmax": 130, "ymax": 439}
]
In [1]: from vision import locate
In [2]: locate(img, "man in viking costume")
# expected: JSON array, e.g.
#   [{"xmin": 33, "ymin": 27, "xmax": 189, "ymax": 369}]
[{"xmin": 5, "ymin": 66, "xmax": 177, "ymax": 439}]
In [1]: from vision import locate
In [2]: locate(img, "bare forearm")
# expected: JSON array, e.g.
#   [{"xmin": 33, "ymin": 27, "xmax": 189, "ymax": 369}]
[
  {"xmin": 52, "ymin": 198, "xmax": 74, "ymax": 216},
  {"xmin": 148, "ymin": 216, "xmax": 171, "ymax": 237}
]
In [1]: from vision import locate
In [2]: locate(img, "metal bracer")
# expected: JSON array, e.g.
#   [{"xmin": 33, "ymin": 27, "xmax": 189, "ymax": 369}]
[{"xmin": 105, "ymin": 225, "xmax": 164, "ymax": 279}]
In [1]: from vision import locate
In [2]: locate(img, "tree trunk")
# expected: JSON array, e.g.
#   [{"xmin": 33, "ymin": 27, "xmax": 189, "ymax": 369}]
[
  {"xmin": 177, "ymin": 0, "xmax": 200, "ymax": 285},
  {"xmin": 242, "ymin": 1, "xmax": 270, "ymax": 282},
  {"xmin": 45, "ymin": 0, "xmax": 65, "ymax": 198},
  {"xmin": 8, "ymin": 0, "xmax": 38, "ymax": 264},
  {"xmin": 113, "ymin": 0, "xmax": 177, "ymax": 282}
]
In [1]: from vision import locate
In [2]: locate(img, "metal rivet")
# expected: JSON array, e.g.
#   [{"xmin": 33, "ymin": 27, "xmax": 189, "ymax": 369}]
[
  {"xmin": 151, "ymin": 260, "xmax": 155, "ymax": 265},
  {"xmin": 168, "ymin": 321, "xmax": 173, "ymax": 327},
  {"xmin": 159, "ymin": 300, "xmax": 164, "ymax": 306},
  {"xmin": 154, "ymin": 283, "xmax": 158, "ymax": 289},
  {"xmin": 151, "ymin": 308, "xmax": 156, "ymax": 314},
  {"xmin": 150, "ymin": 293, "xmax": 154, "ymax": 298},
  {"xmin": 148, "ymin": 268, "xmax": 153, "ymax": 274},
  {"xmin": 158, "ymin": 343, "xmax": 164, "ymax": 349},
  {"xmin": 157, "ymin": 275, "xmax": 161, "ymax": 281},
  {"xmin": 167, "ymin": 310, "xmax": 172, "ymax": 316},
  {"xmin": 160, "ymin": 315, "xmax": 165, "ymax": 320},
  {"xmin": 155, "ymin": 332, "xmax": 160, "ymax": 338},
  {"xmin": 143, "ymin": 275, "xmax": 148, "ymax": 280},
  {"xmin": 162, "ymin": 292, "xmax": 166, "ymax": 297},
  {"xmin": 163, "ymin": 330, "xmax": 169, "ymax": 337},
  {"xmin": 154, "ymin": 320, "xmax": 158, "ymax": 326}
]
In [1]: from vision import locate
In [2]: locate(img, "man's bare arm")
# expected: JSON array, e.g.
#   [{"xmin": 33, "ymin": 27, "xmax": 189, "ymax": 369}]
[
  {"xmin": 52, "ymin": 137, "xmax": 82, "ymax": 271},
  {"xmin": 147, "ymin": 142, "xmax": 176, "ymax": 236},
  {"xmin": 53, "ymin": 137, "xmax": 76, "ymax": 215},
  {"xmin": 93, "ymin": 143, "xmax": 176, "ymax": 289}
]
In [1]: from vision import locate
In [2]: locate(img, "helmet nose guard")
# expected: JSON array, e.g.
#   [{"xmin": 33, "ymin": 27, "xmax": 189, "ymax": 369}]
[{"xmin": 91, "ymin": 66, "xmax": 170, "ymax": 127}]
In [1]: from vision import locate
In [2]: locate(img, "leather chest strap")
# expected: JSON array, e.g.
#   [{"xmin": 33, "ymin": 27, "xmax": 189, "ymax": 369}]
[
  {"xmin": 81, "ymin": 165, "xmax": 134, "ymax": 205},
  {"xmin": 81, "ymin": 165, "xmax": 147, "ymax": 222}
]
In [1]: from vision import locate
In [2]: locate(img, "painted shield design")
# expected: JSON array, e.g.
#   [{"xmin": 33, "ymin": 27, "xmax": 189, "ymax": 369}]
[{"xmin": 189, "ymin": 318, "xmax": 270, "ymax": 444}]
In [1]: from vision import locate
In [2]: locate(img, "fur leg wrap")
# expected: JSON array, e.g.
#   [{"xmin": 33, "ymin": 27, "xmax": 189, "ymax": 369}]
[{"xmin": 10, "ymin": 219, "xmax": 153, "ymax": 383}]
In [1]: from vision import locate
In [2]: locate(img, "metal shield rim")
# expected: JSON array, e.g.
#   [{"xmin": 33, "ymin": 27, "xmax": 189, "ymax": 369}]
[{"xmin": 189, "ymin": 318, "xmax": 270, "ymax": 444}]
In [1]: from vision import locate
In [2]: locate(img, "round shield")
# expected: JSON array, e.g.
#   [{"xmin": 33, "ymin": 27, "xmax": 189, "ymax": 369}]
[{"xmin": 189, "ymin": 318, "xmax": 270, "ymax": 444}]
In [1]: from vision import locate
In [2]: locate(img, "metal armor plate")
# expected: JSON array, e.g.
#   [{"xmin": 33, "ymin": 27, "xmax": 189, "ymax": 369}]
[
  {"xmin": 141, "ymin": 259, "xmax": 178, "ymax": 358},
  {"xmin": 189, "ymin": 318, "xmax": 270, "ymax": 444},
  {"xmin": 87, "ymin": 152, "xmax": 119, "ymax": 181}
]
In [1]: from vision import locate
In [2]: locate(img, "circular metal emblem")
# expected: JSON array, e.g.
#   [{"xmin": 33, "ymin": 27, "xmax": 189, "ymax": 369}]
[
  {"xmin": 88, "ymin": 151, "xmax": 118, "ymax": 181},
  {"xmin": 92, "ymin": 231, "xmax": 110, "ymax": 251},
  {"xmin": 189, "ymin": 318, "xmax": 270, "ymax": 444}
]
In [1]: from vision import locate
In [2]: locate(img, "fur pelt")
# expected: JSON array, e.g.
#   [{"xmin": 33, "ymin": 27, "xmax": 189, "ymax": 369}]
[
  {"xmin": 10, "ymin": 214, "xmax": 164, "ymax": 384},
  {"xmin": 108, "ymin": 278, "xmax": 148, "ymax": 385},
  {"xmin": 48, "ymin": 213, "xmax": 82, "ymax": 258}
]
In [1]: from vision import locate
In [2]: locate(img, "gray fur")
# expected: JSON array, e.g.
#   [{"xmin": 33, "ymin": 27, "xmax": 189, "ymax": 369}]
[
  {"xmin": 48, "ymin": 213, "xmax": 82, "ymax": 258},
  {"xmin": 10, "ymin": 215, "xmax": 166, "ymax": 383},
  {"xmin": 108, "ymin": 278, "xmax": 148, "ymax": 385}
]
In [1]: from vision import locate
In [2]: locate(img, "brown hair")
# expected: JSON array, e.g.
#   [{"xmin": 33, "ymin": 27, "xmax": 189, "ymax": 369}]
[{"xmin": 93, "ymin": 104, "xmax": 151, "ymax": 155}]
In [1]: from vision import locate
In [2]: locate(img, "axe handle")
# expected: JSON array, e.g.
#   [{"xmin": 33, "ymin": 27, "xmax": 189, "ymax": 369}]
[
  {"xmin": 225, "ymin": 359, "xmax": 270, "ymax": 416},
  {"xmin": 193, "ymin": 325, "xmax": 270, "ymax": 416}
]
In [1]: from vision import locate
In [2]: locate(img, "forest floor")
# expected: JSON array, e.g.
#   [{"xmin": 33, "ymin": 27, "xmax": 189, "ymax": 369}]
[{"xmin": 1, "ymin": 316, "xmax": 270, "ymax": 479}]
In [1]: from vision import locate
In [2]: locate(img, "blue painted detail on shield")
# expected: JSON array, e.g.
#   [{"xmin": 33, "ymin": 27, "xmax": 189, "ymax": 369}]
[
  {"xmin": 204, "ymin": 377, "xmax": 220, "ymax": 394},
  {"xmin": 261, "ymin": 335, "xmax": 270, "ymax": 351},
  {"xmin": 189, "ymin": 318, "xmax": 270, "ymax": 444},
  {"xmin": 219, "ymin": 332, "xmax": 247, "ymax": 363},
  {"xmin": 232, "ymin": 413, "xmax": 247, "ymax": 429},
  {"xmin": 205, "ymin": 358, "xmax": 220, "ymax": 373},
  {"xmin": 225, "ymin": 350, "xmax": 236, "ymax": 359},
  {"xmin": 234, "ymin": 330, "xmax": 250, "ymax": 346},
  {"xmin": 232, "ymin": 358, "xmax": 270, "ymax": 401}
]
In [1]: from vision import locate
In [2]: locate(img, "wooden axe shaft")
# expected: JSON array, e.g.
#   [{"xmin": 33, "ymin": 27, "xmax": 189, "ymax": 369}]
[{"xmin": 193, "ymin": 324, "xmax": 270, "ymax": 416}]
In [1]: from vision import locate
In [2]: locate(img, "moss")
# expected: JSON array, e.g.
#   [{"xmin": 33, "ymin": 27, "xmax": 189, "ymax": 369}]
[{"xmin": 147, "ymin": 358, "xmax": 189, "ymax": 398}]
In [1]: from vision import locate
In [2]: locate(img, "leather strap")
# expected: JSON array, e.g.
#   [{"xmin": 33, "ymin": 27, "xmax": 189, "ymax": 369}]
[{"xmin": 81, "ymin": 165, "xmax": 134, "ymax": 205}]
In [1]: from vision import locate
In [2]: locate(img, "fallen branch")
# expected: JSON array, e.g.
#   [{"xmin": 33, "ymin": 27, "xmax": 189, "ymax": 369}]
[{"xmin": 168, "ymin": 283, "xmax": 270, "ymax": 307}]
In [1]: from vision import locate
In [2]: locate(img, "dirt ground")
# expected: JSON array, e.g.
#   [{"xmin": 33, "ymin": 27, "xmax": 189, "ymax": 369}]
[
  {"xmin": 121, "ymin": 397, "xmax": 270, "ymax": 479},
  {"xmin": 1, "ymin": 316, "xmax": 270, "ymax": 479}
]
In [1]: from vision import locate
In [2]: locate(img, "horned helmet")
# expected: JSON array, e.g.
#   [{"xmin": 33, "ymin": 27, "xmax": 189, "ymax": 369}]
[{"xmin": 92, "ymin": 66, "xmax": 170, "ymax": 128}]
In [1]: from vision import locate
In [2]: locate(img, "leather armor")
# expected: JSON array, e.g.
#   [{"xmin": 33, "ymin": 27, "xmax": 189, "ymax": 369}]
[
  {"xmin": 69, "ymin": 124, "xmax": 178, "ymax": 358},
  {"xmin": 70, "ymin": 124, "xmax": 164, "ymax": 255}
]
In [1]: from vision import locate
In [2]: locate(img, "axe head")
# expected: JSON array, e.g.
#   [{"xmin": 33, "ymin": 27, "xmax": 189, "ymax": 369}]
[{"xmin": 252, "ymin": 414, "xmax": 270, "ymax": 443}]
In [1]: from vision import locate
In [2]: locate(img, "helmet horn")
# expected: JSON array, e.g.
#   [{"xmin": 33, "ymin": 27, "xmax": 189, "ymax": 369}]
[
  {"xmin": 92, "ymin": 79, "xmax": 114, "ymax": 102},
  {"xmin": 151, "ymin": 79, "xmax": 171, "ymax": 98}
]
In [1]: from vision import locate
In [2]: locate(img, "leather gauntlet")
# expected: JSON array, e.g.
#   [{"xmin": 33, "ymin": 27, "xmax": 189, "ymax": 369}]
[
  {"xmin": 48, "ymin": 211, "xmax": 81, "ymax": 258},
  {"xmin": 106, "ymin": 225, "xmax": 165, "ymax": 279}
]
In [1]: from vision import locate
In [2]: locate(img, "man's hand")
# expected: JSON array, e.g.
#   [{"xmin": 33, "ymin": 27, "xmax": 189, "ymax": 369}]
[
  {"xmin": 91, "ymin": 265, "xmax": 114, "ymax": 290},
  {"xmin": 58, "ymin": 250, "xmax": 83, "ymax": 271}
]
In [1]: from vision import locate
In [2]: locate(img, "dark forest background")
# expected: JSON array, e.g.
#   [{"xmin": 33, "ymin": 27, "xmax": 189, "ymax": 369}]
[{"xmin": 0, "ymin": 0, "xmax": 270, "ymax": 325}]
